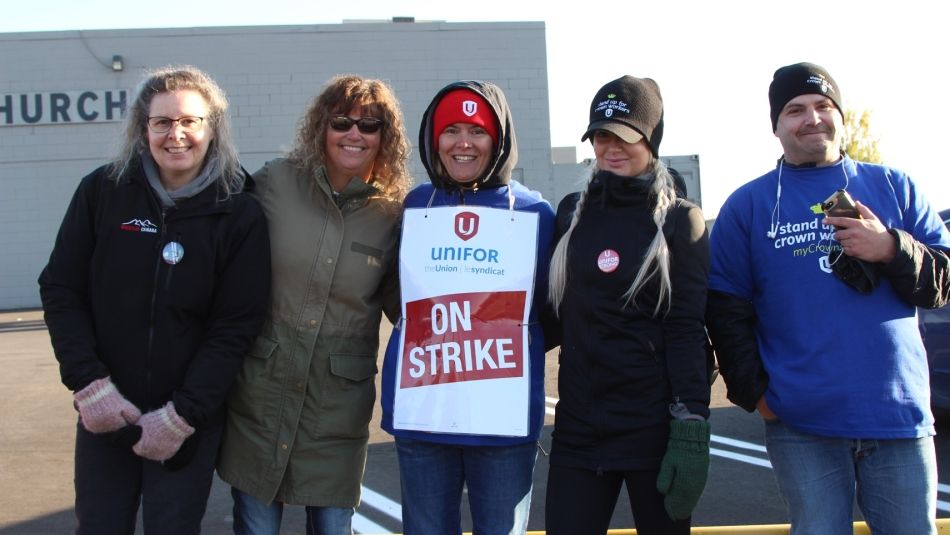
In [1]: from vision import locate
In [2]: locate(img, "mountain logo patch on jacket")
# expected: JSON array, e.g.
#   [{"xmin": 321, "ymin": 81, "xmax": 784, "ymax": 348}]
[
  {"xmin": 119, "ymin": 218, "xmax": 158, "ymax": 234},
  {"xmin": 597, "ymin": 249, "xmax": 619, "ymax": 273}
]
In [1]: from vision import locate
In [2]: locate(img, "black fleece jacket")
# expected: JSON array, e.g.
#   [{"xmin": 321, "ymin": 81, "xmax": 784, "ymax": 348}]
[{"xmin": 39, "ymin": 164, "xmax": 270, "ymax": 428}]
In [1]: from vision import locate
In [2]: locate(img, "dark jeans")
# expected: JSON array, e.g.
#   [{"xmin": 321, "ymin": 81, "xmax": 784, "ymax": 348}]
[
  {"xmin": 74, "ymin": 420, "xmax": 222, "ymax": 535},
  {"xmin": 545, "ymin": 463, "xmax": 689, "ymax": 535}
]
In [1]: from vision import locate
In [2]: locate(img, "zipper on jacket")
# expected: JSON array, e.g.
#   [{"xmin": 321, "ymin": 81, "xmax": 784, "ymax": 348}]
[{"xmin": 145, "ymin": 208, "xmax": 168, "ymax": 402}]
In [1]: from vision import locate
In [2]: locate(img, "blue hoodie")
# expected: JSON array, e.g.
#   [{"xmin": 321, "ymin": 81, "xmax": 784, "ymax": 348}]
[{"xmin": 380, "ymin": 80, "xmax": 555, "ymax": 446}]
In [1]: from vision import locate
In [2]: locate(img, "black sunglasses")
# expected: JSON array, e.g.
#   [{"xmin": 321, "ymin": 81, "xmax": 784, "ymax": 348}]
[{"xmin": 329, "ymin": 115, "xmax": 385, "ymax": 134}]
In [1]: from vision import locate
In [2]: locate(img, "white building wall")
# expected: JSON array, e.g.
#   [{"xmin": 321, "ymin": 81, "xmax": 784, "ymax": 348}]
[{"xmin": 0, "ymin": 21, "xmax": 553, "ymax": 310}]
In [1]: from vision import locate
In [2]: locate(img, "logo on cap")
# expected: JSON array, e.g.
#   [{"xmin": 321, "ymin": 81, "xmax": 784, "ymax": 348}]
[
  {"xmin": 805, "ymin": 75, "xmax": 833, "ymax": 95},
  {"xmin": 462, "ymin": 100, "xmax": 477, "ymax": 117},
  {"xmin": 605, "ymin": 109, "xmax": 613, "ymax": 118}
]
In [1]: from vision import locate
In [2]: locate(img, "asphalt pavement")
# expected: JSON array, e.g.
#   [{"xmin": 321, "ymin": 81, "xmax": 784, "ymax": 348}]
[
  {"xmin": 0, "ymin": 308, "xmax": 776, "ymax": 534},
  {"xmin": 0, "ymin": 309, "xmax": 311, "ymax": 535},
  {"xmin": 4, "ymin": 308, "xmax": 946, "ymax": 534}
]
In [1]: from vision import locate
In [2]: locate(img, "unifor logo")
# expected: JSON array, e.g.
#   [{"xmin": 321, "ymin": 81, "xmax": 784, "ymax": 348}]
[
  {"xmin": 462, "ymin": 100, "xmax": 477, "ymax": 117},
  {"xmin": 455, "ymin": 211, "xmax": 479, "ymax": 241},
  {"xmin": 605, "ymin": 108, "xmax": 613, "ymax": 118}
]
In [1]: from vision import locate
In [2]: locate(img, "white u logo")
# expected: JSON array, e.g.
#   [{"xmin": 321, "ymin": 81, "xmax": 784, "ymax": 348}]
[{"xmin": 457, "ymin": 218, "xmax": 475, "ymax": 236}]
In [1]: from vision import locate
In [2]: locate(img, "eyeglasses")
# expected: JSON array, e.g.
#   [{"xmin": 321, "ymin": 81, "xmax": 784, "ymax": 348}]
[
  {"xmin": 147, "ymin": 116, "xmax": 205, "ymax": 134},
  {"xmin": 328, "ymin": 115, "xmax": 385, "ymax": 134}
]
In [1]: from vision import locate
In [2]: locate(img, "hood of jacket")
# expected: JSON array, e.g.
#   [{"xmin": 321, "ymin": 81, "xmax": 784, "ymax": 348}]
[{"xmin": 418, "ymin": 80, "xmax": 518, "ymax": 191}]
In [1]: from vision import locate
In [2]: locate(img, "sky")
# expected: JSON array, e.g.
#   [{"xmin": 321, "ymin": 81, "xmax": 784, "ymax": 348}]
[{"xmin": 3, "ymin": 0, "xmax": 947, "ymax": 216}]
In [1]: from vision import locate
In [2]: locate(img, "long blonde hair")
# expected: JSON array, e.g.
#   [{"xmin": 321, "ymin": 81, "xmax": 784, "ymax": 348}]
[{"xmin": 548, "ymin": 158, "xmax": 677, "ymax": 317}]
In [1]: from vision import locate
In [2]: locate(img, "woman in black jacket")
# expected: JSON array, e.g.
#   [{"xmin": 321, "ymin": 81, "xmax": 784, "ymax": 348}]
[
  {"xmin": 545, "ymin": 76, "xmax": 711, "ymax": 535},
  {"xmin": 38, "ymin": 65, "xmax": 270, "ymax": 535}
]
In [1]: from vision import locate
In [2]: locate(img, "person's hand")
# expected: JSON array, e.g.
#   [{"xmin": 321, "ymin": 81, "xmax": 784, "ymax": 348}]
[
  {"xmin": 132, "ymin": 402, "xmax": 195, "ymax": 462},
  {"xmin": 825, "ymin": 201, "xmax": 896, "ymax": 263},
  {"xmin": 73, "ymin": 377, "xmax": 141, "ymax": 433},
  {"xmin": 756, "ymin": 396, "xmax": 777, "ymax": 421},
  {"xmin": 656, "ymin": 419, "xmax": 711, "ymax": 520}
]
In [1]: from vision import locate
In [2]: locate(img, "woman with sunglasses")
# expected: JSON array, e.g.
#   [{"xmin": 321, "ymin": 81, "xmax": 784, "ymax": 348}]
[
  {"xmin": 38, "ymin": 65, "xmax": 270, "ymax": 534},
  {"xmin": 217, "ymin": 75, "xmax": 412, "ymax": 535},
  {"xmin": 379, "ymin": 80, "xmax": 555, "ymax": 534}
]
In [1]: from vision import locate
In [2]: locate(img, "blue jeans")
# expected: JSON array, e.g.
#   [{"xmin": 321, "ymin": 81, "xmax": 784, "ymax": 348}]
[
  {"xmin": 395, "ymin": 437, "xmax": 538, "ymax": 535},
  {"xmin": 230, "ymin": 487, "xmax": 354, "ymax": 535},
  {"xmin": 764, "ymin": 420, "xmax": 937, "ymax": 535}
]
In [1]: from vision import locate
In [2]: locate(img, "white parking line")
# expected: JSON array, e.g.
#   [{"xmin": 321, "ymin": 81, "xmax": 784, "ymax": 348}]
[
  {"xmin": 361, "ymin": 485, "xmax": 403, "ymax": 520},
  {"xmin": 711, "ymin": 434, "xmax": 768, "ymax": 453},
  {"xmin": 353, "ymin": 515, "xmax": 390, "ymax": 535},
  {"xmin": 355, "ymin": 485, "xmax": 403, "ymax": 534},
  {"xmin": 710, "ymin": 447, "xmax": 772, "ymax": 468}
]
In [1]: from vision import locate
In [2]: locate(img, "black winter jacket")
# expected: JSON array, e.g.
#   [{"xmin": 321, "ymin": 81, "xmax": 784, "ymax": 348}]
[
  {"xmin": 551, "ymin": 170, "xmax": 710, "ymax": 471},
  {"xmin": 39, "ymin": 164, "xmax": 271, "ymax": 428}
]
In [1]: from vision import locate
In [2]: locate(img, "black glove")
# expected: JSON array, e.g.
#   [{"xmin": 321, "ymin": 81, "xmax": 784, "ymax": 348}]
[{"xmin": 830, "ymin": 249, "xmax": 880, "ymax": 294}]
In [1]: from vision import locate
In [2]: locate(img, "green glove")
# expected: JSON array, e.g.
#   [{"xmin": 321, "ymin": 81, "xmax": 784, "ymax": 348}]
[{"xmin": 656, "ymin": 418, "xmax": 711, "ymax": 520}]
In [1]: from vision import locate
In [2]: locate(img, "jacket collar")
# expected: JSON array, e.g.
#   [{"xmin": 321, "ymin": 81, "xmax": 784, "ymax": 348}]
[{"xmin": 314, "ymin": 165, "xmax": 382, "ymax": 207}]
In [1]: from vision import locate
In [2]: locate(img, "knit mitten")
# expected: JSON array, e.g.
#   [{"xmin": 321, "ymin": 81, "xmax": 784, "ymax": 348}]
[
  {"xmin": 73, "ymin": 377, "xmax": 142, "ymax": 433},
  {"xmin": 656, "ymin": 418, "xmax": 711, "ymax": 520},
  {"xmin": 132, "ymin": 402, "xmax": 195, "ymax": 462}
]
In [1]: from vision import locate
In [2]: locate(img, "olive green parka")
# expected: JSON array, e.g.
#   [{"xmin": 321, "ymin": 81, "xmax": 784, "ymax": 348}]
[{"xmin": 217, "ymin": 158, "xmax": 400, "ymax": 507}]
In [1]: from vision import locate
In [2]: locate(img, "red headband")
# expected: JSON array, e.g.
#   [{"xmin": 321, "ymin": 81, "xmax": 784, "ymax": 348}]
[{"xmin": 432, "ymin": 89, "xmax": 498, "ymax": 147}]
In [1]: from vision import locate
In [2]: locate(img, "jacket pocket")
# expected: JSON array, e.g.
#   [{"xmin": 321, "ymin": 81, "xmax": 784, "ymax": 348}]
[
  {"xmin": 329, "ymin": 353, "xmax": 378, "ymax": 381},
  {"xmin": 350, "ymin": 241, "xmax": 383, "ymax": 259},
  {"xmin": 317, "ymin": 353, "xmax": 378, "ymax": 438},
  {"xmin": 247, "ymin": 335, "xmax": 278, "ymax": 360}
]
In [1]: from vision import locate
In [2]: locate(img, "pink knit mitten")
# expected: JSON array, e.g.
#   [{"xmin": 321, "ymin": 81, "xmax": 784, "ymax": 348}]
[
  {"xmin": 132, "ymin": 402, "xmax": 195, "ymax": 462},
  {"xmin": 73, "ymin": 377, "xmax": 141, "ymax": 433}
]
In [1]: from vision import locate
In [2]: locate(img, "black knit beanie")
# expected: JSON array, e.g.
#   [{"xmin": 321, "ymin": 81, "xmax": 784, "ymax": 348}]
[
  {"xmin": 768, "ymin": 62, "xmax": 842, "ymax": 131},
  {"xmin": 581, "ymin": 75, "xmax": 664, "ymax": 157}
]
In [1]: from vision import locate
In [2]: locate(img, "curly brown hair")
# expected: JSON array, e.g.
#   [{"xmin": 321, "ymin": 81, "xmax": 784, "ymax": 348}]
[{"xmin": 288, "ymin": 75, "xmax": 412, "ymax": 200}]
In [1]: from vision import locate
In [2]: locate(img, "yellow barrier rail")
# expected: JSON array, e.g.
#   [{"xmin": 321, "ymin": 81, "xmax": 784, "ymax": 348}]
[{"xmin": 514, "ymin": 519, "xmax": 950, "ymax": 534}]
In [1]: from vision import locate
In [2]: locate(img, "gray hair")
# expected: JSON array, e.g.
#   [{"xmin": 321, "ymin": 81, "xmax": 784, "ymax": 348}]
[{"xmin": 109, "ymin": 65, "xmax": 243, "ymax": 195}]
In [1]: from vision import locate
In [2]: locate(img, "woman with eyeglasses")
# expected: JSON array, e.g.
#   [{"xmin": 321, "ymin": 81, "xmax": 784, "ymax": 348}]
[
  {"xmin": 38, "ymin": 65, "xmax": 271, "ymax": 535},
  {"xmin": 217, "ymin": 75, "xmax": 412, "ymax": 535},
  {"xmin": 378, "ymin": 80, "xmax": 555, "ymax": 534}
]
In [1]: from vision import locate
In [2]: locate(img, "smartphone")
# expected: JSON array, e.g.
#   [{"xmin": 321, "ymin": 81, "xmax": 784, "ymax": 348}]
[{"xmin": 821, "ymin": 189, "xmax": 861, "ymax": 219}]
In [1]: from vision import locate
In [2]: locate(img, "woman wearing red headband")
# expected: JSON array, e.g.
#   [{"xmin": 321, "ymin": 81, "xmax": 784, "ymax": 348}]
[{"xmin": 380, "ymin": 81, "xmax": 555, "ymax": 534}]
